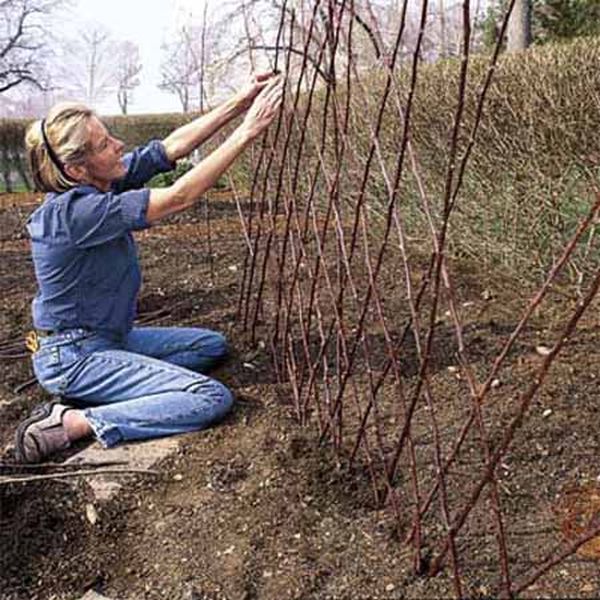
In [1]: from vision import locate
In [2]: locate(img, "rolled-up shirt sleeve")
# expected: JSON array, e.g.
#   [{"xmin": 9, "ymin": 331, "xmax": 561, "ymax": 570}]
[
  {"xmin": 64, "ymin": 188, "xmax": 150, "ymax": 248},
  {"xmin": 113, "ymin": 140, "xmax": 175, "ymax": 192}
]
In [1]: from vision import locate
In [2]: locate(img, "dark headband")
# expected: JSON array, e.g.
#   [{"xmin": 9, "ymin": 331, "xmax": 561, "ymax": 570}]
[{"xmin": 40, "ymin": 119, "xmax": 70, "ymax": 180}]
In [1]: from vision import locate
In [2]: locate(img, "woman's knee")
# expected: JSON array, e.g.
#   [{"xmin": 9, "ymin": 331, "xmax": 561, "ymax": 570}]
[
  {"xmin": 217, "ymin": 383, "xmax": 235, "ymax": 416},
  {"xmin": 189, "ymin": 377, "xmax": 234, "ymax": 421},
  {"xmin": 204, "ymin": 330, "xmax": 229, "ymax": 361}
]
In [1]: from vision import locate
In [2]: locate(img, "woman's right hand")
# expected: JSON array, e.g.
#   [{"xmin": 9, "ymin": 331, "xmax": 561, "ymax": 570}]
[{"xmin": 239, "ymin": 76, "xmax": 284, "ymax": 141}]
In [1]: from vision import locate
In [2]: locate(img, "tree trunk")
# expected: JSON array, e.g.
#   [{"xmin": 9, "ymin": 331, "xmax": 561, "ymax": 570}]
[
  {"xmin": 14, "ymin": 152, "xmax": 32, "ymax": 191},
  {"xmin": 117, "ymin": 89, "xmax": 128, "ymax": 115},
  {"xmin": 439, "ymin": 0, "xmax": 447, "ymax": 57},
  {"xmin": 2, "ymin": 169, "xmax": 12, "ymax": 193},
  {"xmin": 506, "ymin": 0, "xmax": 532, "ymax": 52},
  {"xmin": 1, "ymin": 146, "xmax": 12, "ymax": 193},
  {"xmin": 199, "ymin": 2, "xmax": 208, "ymax": 114}
]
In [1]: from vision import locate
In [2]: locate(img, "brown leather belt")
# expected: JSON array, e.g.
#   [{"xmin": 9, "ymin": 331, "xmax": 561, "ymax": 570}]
[{"xmin": 35, "ymin": 329, "xmax": 56, "ymax": 337}]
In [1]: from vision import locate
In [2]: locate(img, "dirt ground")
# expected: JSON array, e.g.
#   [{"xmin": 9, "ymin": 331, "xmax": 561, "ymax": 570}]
[{"xmin": 1, "ymin": 192, "xmax": 600, "ymax": 600}]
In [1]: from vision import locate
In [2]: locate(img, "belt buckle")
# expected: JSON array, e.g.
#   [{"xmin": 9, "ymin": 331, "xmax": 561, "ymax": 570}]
[{"xmin": 25, "ymin": 330, "xmax": 40, "ymax": 353}]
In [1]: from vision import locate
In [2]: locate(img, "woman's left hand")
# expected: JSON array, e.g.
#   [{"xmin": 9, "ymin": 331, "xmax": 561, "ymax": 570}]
[{"xmin": 237, "ymin": 71, "xmax": 280, "ymax": 109}]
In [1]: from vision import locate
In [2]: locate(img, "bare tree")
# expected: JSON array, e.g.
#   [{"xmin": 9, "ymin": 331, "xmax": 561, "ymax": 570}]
[
  {"xmin": 198, "ymin": 2, "xmax": 209, "ymax": 113},
  {"xmin": 158, "ymin": 27, "xmax": 198, "ymax": 113},
  {"xmin": 0, "ymin": 0, "xmax": 61, "ymax": 94},
  {"xmin": 159, "ymin": 6, "xmax": 224, "ymax": 113},
  {"xmin": 163, "ymin": 0, "xmax": 493, "ymax": 109},
  {"xmin": 60, "ymin": 24, "xmax": 117, "ymax": 108},
  {"xmin": 0, "ymin": 84, "xmax": 64, "ymax": 116},
  {"xmin": 115, "ymin": 40, "xmax": 142, "ymax": 115}
]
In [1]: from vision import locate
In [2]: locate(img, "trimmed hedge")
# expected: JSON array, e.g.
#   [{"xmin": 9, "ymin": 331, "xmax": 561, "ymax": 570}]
[
  {"xmin": 403, "ymin": 37, "xmax": 600, "ymax": 278},
  {"xmin": 2, "ymin": 38, "xmax": 598, "ymax": 190},
  {"xmin": 104, "ymin": 113, "xmax": 195, "ymax": 150},
  {"xmin": 0, "ymin": 118, "xmax": 32, "ymax": 191}
]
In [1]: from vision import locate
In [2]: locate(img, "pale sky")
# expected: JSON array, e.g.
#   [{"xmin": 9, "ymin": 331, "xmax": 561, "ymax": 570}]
[{"xmin": 64, "ymin": 0, "xmax": 208, "ymax": 115}]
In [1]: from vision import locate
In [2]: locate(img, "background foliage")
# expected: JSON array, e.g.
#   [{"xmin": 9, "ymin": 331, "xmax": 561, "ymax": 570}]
[{"xmin": 228, "ymin": 36, "xmax": 600, "ymax": 282}]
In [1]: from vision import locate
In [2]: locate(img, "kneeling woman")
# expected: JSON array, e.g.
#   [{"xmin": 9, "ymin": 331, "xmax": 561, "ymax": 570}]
[{"xmin": 15, "ymin": 74, "xmax": 283, "ymax": 463}]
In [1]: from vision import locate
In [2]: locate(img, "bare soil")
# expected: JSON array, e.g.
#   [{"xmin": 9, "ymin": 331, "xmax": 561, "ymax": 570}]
[{"xmin": 1, "ymin": 192, "xmax": 600, "ymax": 600}]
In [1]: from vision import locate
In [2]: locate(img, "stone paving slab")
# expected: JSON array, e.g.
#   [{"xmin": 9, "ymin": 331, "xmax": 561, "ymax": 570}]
[
  {"xmin": 78, "ymin": 591, "xmax": 114, "ymax": 600},
  {"xmin": 65, "ymin": 437, "xmax": 180, "ymax": 502}
]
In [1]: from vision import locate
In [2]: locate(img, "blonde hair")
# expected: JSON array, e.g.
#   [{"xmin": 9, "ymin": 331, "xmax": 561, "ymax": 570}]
[{"xmin": 25, "ymin": 102, "xmax": 95, "ymax": 192}]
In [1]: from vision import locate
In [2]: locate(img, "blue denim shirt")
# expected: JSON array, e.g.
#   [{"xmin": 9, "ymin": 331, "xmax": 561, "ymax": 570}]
[{"xmin": 27, "ymin": 140, "xmax": 174, "ymax": 338}]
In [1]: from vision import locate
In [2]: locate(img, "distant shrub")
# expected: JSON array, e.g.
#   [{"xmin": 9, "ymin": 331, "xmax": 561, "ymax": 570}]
[
  {"xmin": 148, "ymin": 159, "xmax": 195, "ymax": 188},
  {"xmin": 0, "ymin": 110, "xmax": 240, "ymax": 192},
  {"xmin": 148, "ymin": 159, "xmax": 230, "ymax": 190}
]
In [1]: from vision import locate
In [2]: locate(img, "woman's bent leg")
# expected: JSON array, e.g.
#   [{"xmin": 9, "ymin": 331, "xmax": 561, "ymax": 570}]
[
  {"xmin": 124, "ymin": 327, "xmax": 229, "ymax": 373},
  {"xmin": 62, "ymin": 349, "xmax": 234, "ymax": 447}
]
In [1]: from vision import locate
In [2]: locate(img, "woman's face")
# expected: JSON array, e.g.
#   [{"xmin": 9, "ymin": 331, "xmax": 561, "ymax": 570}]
[{"xmin": 79, "ymin": 116, "xmax": 126, "ymax": 190}]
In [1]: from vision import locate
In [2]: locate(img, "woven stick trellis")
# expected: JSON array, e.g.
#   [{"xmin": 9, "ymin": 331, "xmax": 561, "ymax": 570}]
[{"xmin": 235, "ymin": 1, "xmax": 600, "ymax": 596}]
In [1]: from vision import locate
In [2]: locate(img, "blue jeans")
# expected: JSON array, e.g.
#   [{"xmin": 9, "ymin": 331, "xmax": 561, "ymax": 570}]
[{"xmin": 31, "ymin": 327, "xmax": 234, "ymax": 448}]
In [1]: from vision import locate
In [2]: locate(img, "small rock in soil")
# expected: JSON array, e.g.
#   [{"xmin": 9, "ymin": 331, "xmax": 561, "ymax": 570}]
[{"xmin": 85, "ymin": 503, "xmax": 98, "ymax": 526}]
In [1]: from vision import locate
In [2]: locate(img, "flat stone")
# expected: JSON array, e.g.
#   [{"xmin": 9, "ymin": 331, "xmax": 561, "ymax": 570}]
[
  {"xmin": 66, "ymin": 437, "xmax": 180, "ymax": 502},
  {"xmin": 78, "ymin": 591, "xmax": 114, "ymax": 600}
]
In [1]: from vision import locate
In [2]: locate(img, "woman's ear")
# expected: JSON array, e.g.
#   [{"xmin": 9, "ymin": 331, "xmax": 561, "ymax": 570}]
[{"xmin": 64, "ymin": 162, "xmax": 87, "ymax": 183}]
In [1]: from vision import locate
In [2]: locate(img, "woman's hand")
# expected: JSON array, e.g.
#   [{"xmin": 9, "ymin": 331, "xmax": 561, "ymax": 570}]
[
  {"xmin": 237, "ymin": 71, "xmax": 280, "ymax": 110},
  {"xmin": 239, "ymin": 76, "xmax": 284, "ymax": 140}
]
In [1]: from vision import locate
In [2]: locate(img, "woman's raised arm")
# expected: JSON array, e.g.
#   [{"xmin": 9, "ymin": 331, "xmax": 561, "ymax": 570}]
[
  {"xmin": 161, "ymin": 72, "xmax": 278, "ymax": 162},
  {"xmin": 147, "ymin": 76, "xmax": 283, "ymax": 223}
]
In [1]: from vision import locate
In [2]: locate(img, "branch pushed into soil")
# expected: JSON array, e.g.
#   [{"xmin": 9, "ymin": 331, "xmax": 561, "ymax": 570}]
[
  {"xmin": 13, "ymin": 376, "xmax": 37, "ymax": 394},
  {"xmin": 0, "ymin": 460, "xmax": 128, "ymax": 471},
  {"xmin": 0, "ymin": 467, "xmax": 159, "ymax": 485}
]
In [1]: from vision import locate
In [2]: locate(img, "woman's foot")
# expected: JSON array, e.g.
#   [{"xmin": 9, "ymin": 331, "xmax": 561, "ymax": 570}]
[{"xmin": 14, "ymin": 402, "xmax": 91, "ymax": 463}]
